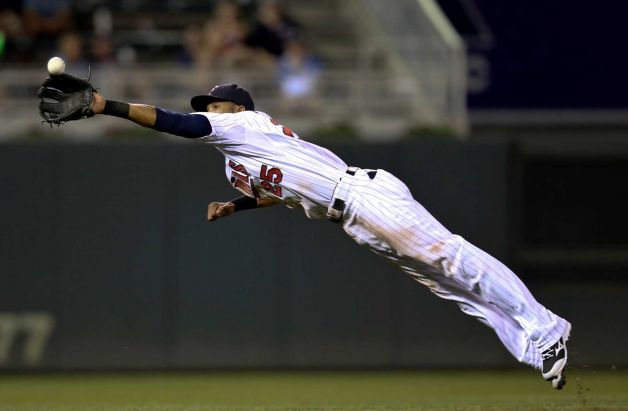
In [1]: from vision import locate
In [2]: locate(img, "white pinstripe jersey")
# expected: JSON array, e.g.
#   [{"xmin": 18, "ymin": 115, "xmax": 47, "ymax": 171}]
[{"xmin": 195, "ymin": 111, "xmax": 348, "ymax": 219}]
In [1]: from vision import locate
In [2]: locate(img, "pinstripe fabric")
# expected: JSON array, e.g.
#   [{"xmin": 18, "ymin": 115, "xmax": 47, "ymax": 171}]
[
  {"xmin": 195, "ymin": 111, "xmax": 347, "ymax": 219},
  {"xmin": 195, "ymin": 110, "xmax": 571, "ymax": 369},
  {"xmin": 339, "ymin": 169, "xmax": 571, "ymax": 369}
]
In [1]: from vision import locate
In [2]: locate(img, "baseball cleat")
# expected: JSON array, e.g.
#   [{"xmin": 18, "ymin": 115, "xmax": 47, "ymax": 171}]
[{"xmin": 541, "ymin": 325, "xmax": 571, "ymax": 389}]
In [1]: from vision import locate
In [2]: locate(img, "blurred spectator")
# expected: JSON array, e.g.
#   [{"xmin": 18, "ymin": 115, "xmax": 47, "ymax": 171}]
[
  {"xmin": 278, "ymin": 38, "xmax": 321, "ymax": 106},
  {"xmin": 0, "ymin": 0, "xmax": 27, "ymax": 62},
  {"xmin": 196, "ymin": 1, "xmax": 249, "ymax": 68},
  {"xmin": 244, "ymin": 0, "xmax": 301, "ymax": 65},
  {"xmin": 90, "ymin": 34, "xmax": 116, "ymax": 66},
  {"xmin": 56, "ymin": 31, "xmax": 88, "ymax": 72},
  {"xmin": 91, "ymin": 6, "xmax": 112, "ymax": 37},
  {"xmin": 178, "ymin": 23, "xmax": 203, "ymax": 67},
  {"xmin": 22, "ymin": 0, "xmax": 74, "ymax": 51},
  {"xmin": 116, "ymin": 45, "xmax": 137, "ymax": 67}
]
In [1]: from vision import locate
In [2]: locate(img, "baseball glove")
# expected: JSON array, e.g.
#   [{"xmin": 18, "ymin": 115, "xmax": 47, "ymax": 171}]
[{"xmin": 37, "ymin": 73, "xmax": 95, "ymax": 126}]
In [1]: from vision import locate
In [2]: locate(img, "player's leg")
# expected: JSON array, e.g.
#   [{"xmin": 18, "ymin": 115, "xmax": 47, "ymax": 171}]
[
  {"xmin": 396, "ymin": 263, "xmax": 545, "ymax": 367},
  {"xmin": 425, "ymin": 234, "xmax": 571, "ymax": 388},
  {"xmin": 455, "ymin": 293, "xmax": 544, "ymax": 367},
  {"xmin": 443, "ymin": 238, "xmax": 570, "ymax": 354},
  {"xmin": 341, "ymin": 169, "xmax": 570, "ymax": 385}
]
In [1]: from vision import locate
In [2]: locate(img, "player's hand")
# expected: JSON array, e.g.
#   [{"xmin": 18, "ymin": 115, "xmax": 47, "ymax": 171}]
[{"xmin": 207, "ymin": 201, "xmax": 236, "ymax": 221}]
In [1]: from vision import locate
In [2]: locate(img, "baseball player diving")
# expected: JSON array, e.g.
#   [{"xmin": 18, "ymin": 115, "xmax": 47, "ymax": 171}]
[{"xmin": 38, "ymin": 75, "xmax": 572, "ymax": 389}]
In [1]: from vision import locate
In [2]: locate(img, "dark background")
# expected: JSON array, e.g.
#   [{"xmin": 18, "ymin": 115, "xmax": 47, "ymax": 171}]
[
  {"xmin": 0, "ymin": 141, "xmax": 625, "ymax": 370},
  {"xmin": 438, "ymin": 0, "xmax": 628, "ymax": 108}
]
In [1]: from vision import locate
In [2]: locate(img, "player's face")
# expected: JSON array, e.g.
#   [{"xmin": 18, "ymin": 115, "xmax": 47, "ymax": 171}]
[{"xmin": 206, "ymin": 101, "xmax": 246, "ymax": 114}]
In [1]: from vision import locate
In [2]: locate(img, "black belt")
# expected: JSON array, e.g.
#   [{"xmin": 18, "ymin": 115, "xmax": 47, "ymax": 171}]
[
  {"xmin": 346, "ymin": 166, "xmax": 377, "ymax": 179},
  {"xmin": 327, "ymin": 167, "xmax": 377, "ymax": 223}
]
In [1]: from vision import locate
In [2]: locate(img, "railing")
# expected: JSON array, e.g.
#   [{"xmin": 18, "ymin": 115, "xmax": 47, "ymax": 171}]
[
  {"xmin": 0, "ymin": 64, "xmax": 461, "ymax": 141},
  {"xmin": 345, "ymin": 0, "xmax": 468, "ymax": 136}
]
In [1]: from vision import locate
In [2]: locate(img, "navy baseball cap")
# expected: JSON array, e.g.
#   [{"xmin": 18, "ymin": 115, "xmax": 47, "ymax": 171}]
[{"xmin": 191, "ymin": 83, "xmax": 255, "ymax": 111}]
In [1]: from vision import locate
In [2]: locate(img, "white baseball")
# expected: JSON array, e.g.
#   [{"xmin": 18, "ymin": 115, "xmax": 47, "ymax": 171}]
[{"xmin": 47, "ymin": 56, "xmax": 65, "ymax": 75}]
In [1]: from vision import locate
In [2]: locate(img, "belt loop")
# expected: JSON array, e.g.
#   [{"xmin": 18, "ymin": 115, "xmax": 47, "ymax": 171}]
[
  {"xmin": 326, "ymin": 199, "xmax": 345, "ymax": 223},
  {"xmin": 327, "ymin": 168, "xmax": 359, "ymax": 223}
]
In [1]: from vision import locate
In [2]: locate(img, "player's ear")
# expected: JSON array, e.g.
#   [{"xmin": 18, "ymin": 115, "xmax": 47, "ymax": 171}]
[{"xmin": 234, "ymin": 104, "xmax": 246, "ymax": 113}]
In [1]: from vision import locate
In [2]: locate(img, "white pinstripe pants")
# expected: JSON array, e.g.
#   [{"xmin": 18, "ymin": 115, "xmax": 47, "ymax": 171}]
[{"xmin": 338, "ymin": 168, "xmax": 571, "ymax": 368}]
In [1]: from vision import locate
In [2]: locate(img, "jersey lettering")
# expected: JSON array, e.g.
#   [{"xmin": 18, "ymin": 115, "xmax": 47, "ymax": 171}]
[
  {"xmin": 259, "ymin": 164, "xmax": 283, "ymax": 197},
  {"xmin": 269, "ymin": 117, "xmax": 295, "ymax": 137},
  {"xmin": 229, "ymin": 160, "xmax": 248, "ymax": 174},
  {"xmin": 228, "ymin": 160, "xmax": 253, "ymax": 196},
  {"xmin": 260, "ymin": 165, "xmax": 283, "ymax": 183}
]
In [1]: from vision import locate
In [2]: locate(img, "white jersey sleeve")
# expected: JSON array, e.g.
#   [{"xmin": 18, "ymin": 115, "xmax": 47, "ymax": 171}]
[{"xmin": 193, "ymin": 112, "xmax": 246, "ymax": 147}]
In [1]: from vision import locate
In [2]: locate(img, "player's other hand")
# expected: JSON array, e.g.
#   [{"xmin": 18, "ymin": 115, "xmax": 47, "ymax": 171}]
[{"xmin": 207, "ymin": 201, "xmax": 236, "ymax": 221}]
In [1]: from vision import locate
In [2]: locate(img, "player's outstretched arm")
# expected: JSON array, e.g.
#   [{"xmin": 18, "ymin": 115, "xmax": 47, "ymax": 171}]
[
  {"xmin": 92, "ymin": 92, "xmax": 212, "ymax": 138},
  {"xmin": 92, "ymin": 92, "xmax": 157, "ymax": 128},
  {"xmin": 207, "ymin": 197, "xmax": 280, "ymax": 222}
]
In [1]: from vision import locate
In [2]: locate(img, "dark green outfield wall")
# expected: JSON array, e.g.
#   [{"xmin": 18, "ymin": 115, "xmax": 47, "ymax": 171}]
[{"xmin": 0, "ymin": 140, "xmax": 625, "ymax": 370}]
